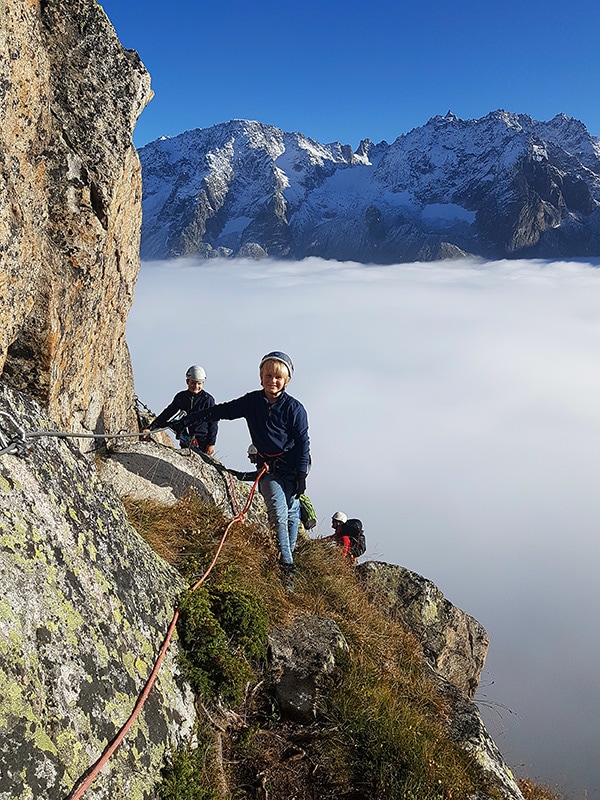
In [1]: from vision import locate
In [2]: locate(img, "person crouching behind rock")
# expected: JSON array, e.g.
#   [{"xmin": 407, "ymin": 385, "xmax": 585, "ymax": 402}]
[
  {"xmin": 326, "ymin": 511, "xmax": 354, "ymax": 561},
  {"xmin": 180, "ymin": 351, "xmax": 310, "ymax": 586},
  {"xmin": 141, "ymin": 365, "xmax": 218, "ymax": 455}
]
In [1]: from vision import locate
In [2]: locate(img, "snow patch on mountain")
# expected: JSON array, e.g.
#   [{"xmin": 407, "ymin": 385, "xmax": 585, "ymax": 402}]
[{"xmin": 421, "ymin": 204, "xmax": 476, "ymax": 229}]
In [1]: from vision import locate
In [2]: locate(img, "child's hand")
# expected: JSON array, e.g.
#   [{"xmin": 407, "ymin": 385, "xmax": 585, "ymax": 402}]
[{"xmin": 294, "ymin": 473, "xmax": 307, "ymax": 498}]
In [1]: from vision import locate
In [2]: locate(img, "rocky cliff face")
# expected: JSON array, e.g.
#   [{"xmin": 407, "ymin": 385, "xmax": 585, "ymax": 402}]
[
  {"xmin": 139, "ymin": 112, "xmax": 600, "ymax": 263},
  {"xmin": 0, "ymin": 385, "xmax": 196, "ymax": 800},
  {"xmin": 0, "ymin": 0, "xmax": 151, "ymax": 437}
]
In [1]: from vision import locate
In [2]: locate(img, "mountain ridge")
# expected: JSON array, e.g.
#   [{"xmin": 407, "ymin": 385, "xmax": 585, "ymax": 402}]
[{"xmin": 139, "ymin": 110, "xmax": 600, "ymax": 264}]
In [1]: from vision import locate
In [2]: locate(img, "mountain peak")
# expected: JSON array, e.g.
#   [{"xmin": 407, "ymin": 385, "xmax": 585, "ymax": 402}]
[{"xmin": 140, "ymin": 112, "xmax": 600, "ymax": 263}]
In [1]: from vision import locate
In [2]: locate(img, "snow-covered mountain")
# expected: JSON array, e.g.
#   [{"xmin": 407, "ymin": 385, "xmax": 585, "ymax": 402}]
[{"xmin": 139, "ymin": 111, "xmax": 600, "ymax": 263}]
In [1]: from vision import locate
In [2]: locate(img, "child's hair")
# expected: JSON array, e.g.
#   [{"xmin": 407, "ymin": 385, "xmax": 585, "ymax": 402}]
[{"xmin": 260, "ymin": 358, "xmax": 291, "ymax": 380}]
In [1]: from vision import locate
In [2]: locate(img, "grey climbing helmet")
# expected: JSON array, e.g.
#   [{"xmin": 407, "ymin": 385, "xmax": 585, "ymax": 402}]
[{"xmin": 259, "ymin": 351, "xmax": 294, "ymax": 378}]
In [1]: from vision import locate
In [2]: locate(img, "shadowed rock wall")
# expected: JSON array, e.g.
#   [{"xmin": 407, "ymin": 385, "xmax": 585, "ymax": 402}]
[{"xmin": 0, "ymin": 0, "xmax": 152, "ymax": 437}]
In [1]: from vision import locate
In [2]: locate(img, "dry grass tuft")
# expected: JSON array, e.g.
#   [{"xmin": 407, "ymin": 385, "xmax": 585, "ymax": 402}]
[
  {"xmin": 518, "ymin": 778, "xmax": 565, "ymax": 800},
  {"xmin": 294, "ymin": 535, "xmax": 425, "ymax": 670},
  {"xmin": 123, "ymin": 490, "xmax": 296, "ymax": 623},
  {"xmin": 122, "ymin": 492, "xmax": 222, "ymax": 566}
]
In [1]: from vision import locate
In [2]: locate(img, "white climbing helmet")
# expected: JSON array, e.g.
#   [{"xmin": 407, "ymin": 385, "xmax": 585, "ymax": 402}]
[
  {"xmin": 186, "ymin": 365, "xmax": 207, "ymax": 382},
  {"xmin": 332, "ymin": 511, "xmax": 347, "ymax": 523}
]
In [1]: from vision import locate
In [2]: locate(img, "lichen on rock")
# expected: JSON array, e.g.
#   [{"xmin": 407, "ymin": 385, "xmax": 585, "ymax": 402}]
[
  {"xmin": 359, "ymin": 560, "xmax": 489, "ymax": 699},
  {"xmin": 0, "ymin": 385, "xmax": 196, "ymax": 800}
]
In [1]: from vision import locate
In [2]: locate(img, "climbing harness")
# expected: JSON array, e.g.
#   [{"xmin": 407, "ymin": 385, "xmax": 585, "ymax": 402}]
[{"xmin": 65, "ymin": 464, "xmax": 267, "ymax": 800}]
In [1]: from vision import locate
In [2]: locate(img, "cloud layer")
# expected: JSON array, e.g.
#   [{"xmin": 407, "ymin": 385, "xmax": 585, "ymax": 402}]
[{"xmin": 129, "ymin": 256, "xmax": 600, "ymax": 797}]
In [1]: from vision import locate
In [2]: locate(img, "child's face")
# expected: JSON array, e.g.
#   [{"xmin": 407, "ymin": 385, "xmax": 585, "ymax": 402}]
[
  {"xmin": 186, "ymin": 379, "xmax": 204, "ymax": 394},
  {"xmin": 260, "ymin": 363, "xmax": 289, "ymax": 401}
]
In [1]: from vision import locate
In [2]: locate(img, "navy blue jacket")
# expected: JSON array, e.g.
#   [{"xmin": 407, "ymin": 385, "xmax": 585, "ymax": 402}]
[
  {"xmin": 150, "ymin": 389, "xmax": 218, "ymax": 446},
  {"xmin": 185, "ymin": 390, "xmax": 310, "ymax": 476}
]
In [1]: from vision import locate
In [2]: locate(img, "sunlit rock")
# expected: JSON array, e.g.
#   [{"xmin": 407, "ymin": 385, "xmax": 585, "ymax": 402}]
[
  {"xmin": 359, "ymin": 561, "xmax": 489, "ymax": 699},
  {"xmin": 0, "ymin": 0, "xmax": 152, "ymax": 439},
  {"xmin": 140, "ymin": 113, "xmax": 600, "ymax": 264}
]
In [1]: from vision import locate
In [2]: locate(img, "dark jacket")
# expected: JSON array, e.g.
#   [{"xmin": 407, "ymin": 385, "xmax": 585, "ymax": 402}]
[
  {"xmin": 150, "ymin": 389, "xmax": 218, "ymax": 446},
  {"xmin": 185, "ymin": 390, "xmax": 309, "ymax": 476}
]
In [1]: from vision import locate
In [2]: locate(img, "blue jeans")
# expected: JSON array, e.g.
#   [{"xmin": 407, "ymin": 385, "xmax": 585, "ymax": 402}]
[{"xmin": 259, "ymin": 473, "xmax": 300, "ymax": 566}]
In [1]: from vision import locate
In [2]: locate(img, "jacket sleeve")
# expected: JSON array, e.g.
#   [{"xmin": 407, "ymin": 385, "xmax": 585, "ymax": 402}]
[
  {"xmin": 150, "ymin": 397, "xmax": 180, "ymax": 430},
  {"xmin": 292, "ymin": 404, "xmax": 310, "ymax": 475},
  {"xmin": 184, "ymin": 394, "xmax": 249, "ymax": 429}
]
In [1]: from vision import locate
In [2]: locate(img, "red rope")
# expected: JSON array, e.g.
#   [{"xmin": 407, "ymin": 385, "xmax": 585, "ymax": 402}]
[{"xmin": 66, "ymin": 466, "xmax": 267, "ymax": 800}]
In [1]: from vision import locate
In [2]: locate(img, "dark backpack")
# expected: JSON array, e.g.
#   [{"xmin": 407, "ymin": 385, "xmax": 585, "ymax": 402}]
[{"xmin": 342, "ymin": 518, "xmax": 366, "ymax": 558}]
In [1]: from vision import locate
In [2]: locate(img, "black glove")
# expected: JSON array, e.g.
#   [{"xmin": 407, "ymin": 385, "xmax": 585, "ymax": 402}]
[{"xmin": 294, "ymin": 472, "xmax": 307, "ymax": 498}]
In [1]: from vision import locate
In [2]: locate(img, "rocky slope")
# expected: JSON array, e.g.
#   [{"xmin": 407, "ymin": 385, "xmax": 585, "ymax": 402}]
[
  {"xmin": 139, "ymin": 112, "xmax": 600, "ymax": 263},
  {"xmin": 0, "ymin": 0, "xmax": 151, "ymax": 438},
  {"xmin": 0, "ymin": 393, "xmax": 524, "ymax": 798}
]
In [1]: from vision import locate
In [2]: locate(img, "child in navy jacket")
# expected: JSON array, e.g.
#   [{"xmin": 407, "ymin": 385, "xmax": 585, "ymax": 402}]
[
  {"xmin": 183, "ymin": 351, "xmax": 309, "ymax": 578},
  {"xmin": 142, "ymin": 365, "xmax": 218, "ymax": 454}
]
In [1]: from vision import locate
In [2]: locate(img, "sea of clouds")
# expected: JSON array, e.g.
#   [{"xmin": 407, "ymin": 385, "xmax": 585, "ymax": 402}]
[{"xmin": 128, "ymin": 256, "xmax": 600, "ymax": 798}]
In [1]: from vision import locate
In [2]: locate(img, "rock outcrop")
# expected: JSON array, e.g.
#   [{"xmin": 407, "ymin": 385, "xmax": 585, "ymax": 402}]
[
  {"xmin": 359, "ymin": 561, "xmax": 489, "ymax": 699},
  {"xmin": 268, "ymin": 615, "xmax": 349, "ymax": 723},
  {"xmin": 0, "ymin": 0, "xmax": 151, "ymax": 438},
  {"xmin": 97, "ymin": 439, "xmax": 270, "ymax": 529},
  {"xmin": 0, "ymin": 384, "xmax": 195, "ymax": 800},
  {"xmin": 440, "ymin": 679, "xmax": 524, "ymax": 800},
  {"xmin": 356, "ymin": 563, "xmax": 523, "ymax": 799}
]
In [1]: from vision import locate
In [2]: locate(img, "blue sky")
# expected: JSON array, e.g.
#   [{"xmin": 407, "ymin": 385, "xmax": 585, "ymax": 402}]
[{"xmin": 99, "ymin": 0, "xmax": 600, "ymax": 149}]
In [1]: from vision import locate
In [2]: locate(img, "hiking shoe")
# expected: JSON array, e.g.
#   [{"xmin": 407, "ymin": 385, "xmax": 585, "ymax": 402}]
[{"xmin": 280, "ymin": 563, "xmax": 296, "ymax": 592}]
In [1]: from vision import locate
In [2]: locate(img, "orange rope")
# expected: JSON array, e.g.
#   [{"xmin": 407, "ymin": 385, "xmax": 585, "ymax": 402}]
[{"xmin": 66, "ymin": 465, "xmax": 267, "ymax": 800}]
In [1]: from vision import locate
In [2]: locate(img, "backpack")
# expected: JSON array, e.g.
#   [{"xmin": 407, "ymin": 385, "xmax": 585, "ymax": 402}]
[
  {"xmin": 299, "ymin": 494, "xmax": 318, "ymax": 530},
  {"xmin": 342, "ymin": 518, "xmax": 366, "ymax": 558}
]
